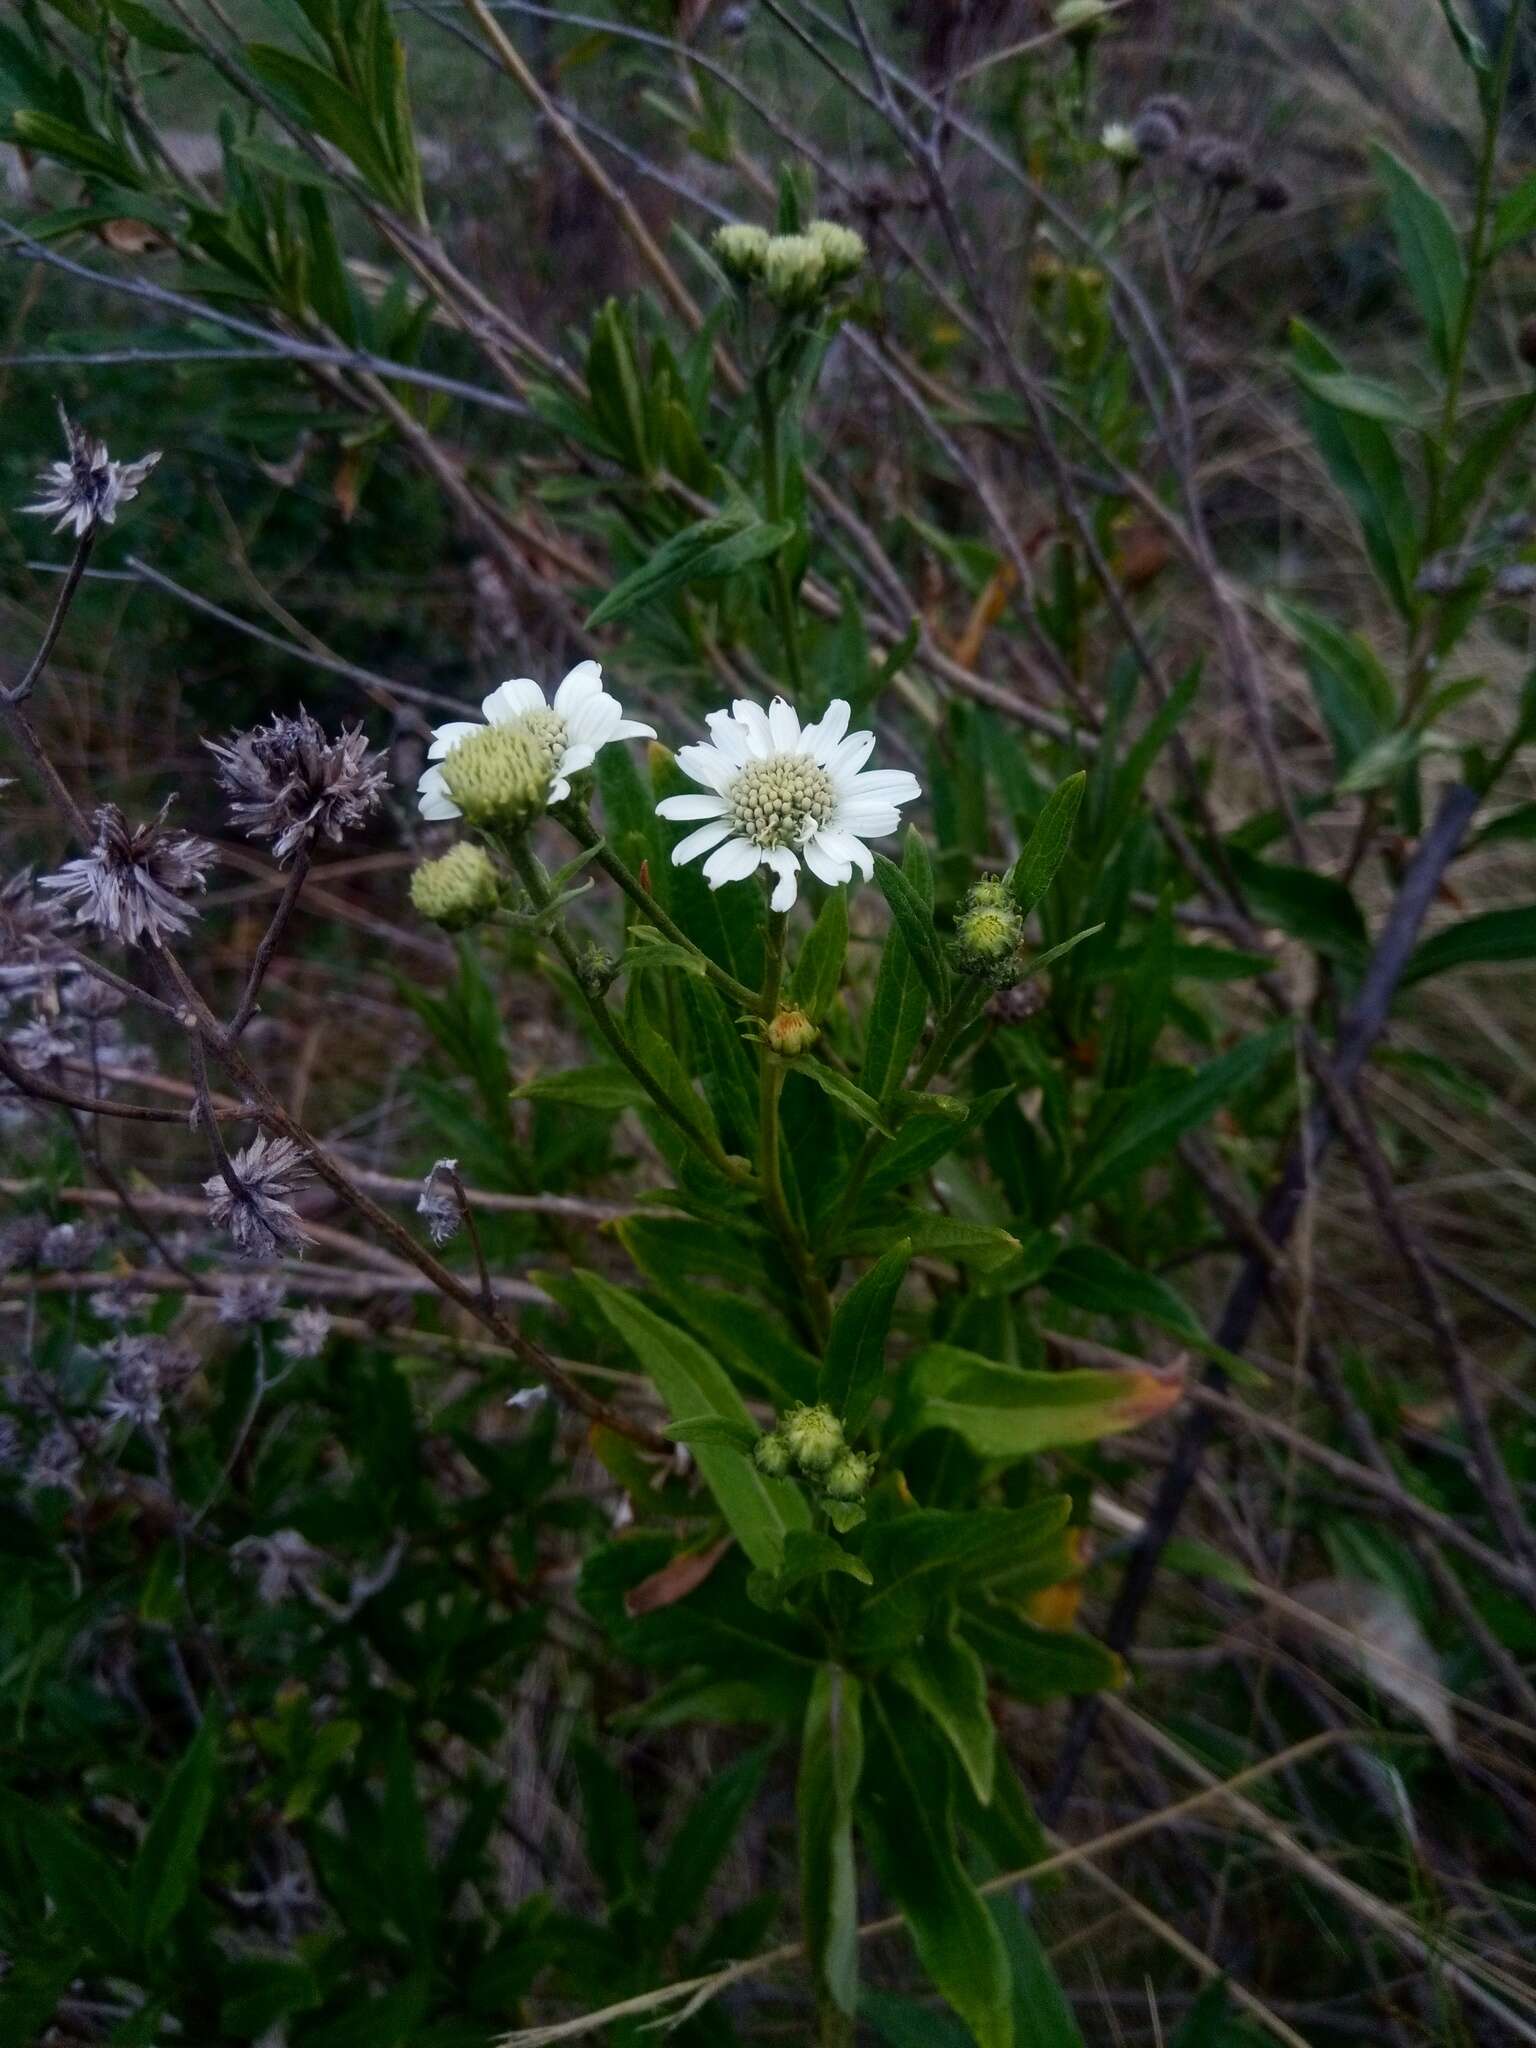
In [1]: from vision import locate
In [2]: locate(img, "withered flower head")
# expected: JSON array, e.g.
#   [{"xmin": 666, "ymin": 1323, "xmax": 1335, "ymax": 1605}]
[
  {"xmin": 205, "ymin": 1134, "xmax": 312, "ymax": 1261},
  {"xmin": 0, "ymin": 870, "xmax": 67, "ymax": 979},
  {"xmin": 205, "ymin": 710, "xmax": 388, "ymax": 864},
  {"xmin": 23, "ymin": 404, "xmax": 160, "ymax": 539},
  {"xmin": 416, "ymin": 1158, "xmax": 462, "ymax": 1246},
  {"xmin": 41, "ymin": 805, "xmax": 214, "ymax": 948},
  {"xmin": 1138, "ymin": 93, "xmax": 1192, "ymax": 136},
  {"xmin": 1185, "ymin": 134, "xmax": 1252, "ymax": 192}
]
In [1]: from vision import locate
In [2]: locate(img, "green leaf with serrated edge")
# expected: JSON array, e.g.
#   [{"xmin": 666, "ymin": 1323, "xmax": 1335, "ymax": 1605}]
[
  {"xmin": 839, "ymin": 1215, "xmax": 1020, "ymax": 1273},
  {"xmin": 819, "ymin": 1239, "xmax": 911, "ymax": 1434},
  {"xmin": 588, "ymin": 513, "xmax": 795, "ymax": 627},
  {"xmin": 873, "ymin": 854, "xmax": 949, "ymax": 1009},
  {"xmin": 1370, "ymin": 143, "xmax": 1466, "ymax": 372},
  {"xmin": 790, "ymin": 885, "xmax": 848, "ymax": 1020},
  {"xmin": 962, "ymin": 1607, "xmax": 1122, "ymax": 1703},
  {"xmin": 569, "ymin": 1273, "xmax": 810, "ymax": 1568},
  {"xmin": 800, "ymin": 1666, "xmax": 865, "ymax": 2017},
  {"xmin": 513, "ymin": 1066, "xmax": 649, "ymax": 1110},
  {"xmin": 861, "ymin": 829, "xmax": 934, "ymax": 1103},
  {"xmin": 893, "ymin": 1626, "xmax": 996, "ymax": 1804},
  {"xmin": 789, "ymin": 1059, "xmax": 892, "ymax": 1135},
  {"xmin": 133, "ymin": 1716, "xmax": 218, "ymax": 1950},
  {"xmin": 861, "ymin": 1687, "xmax": 1013, "ymax": 2048},
  {"xmin": 1291, "ymin": 320, "xmax": 1419, "ymax": 614},
  {"xmin": 1010, "ymin": 771, "xmax": 1086, "ymax": 915},
  {"xmin": 665, "ymin": 1415, "xmax": 760, "ymax": 1453},
  {"xmin": 909, "ymin": 1347, "xmax": 1181, "ymax": 1458},
  {"xmin": 1402, "ymin": 903, "xmax": 1536, "ymax": 985},
  {"xmin": 1070, "ymin": 1027, "xmax": 1286, "ymax": 1203}
]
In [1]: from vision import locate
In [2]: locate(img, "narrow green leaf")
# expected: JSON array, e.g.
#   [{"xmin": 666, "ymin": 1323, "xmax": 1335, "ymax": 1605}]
[
  {"xmin": 654, "ymin": 1747, "xmax": 770, "ymax": 1941},
  {"xmin": 1370, "ymin": 143, "xmax": 1467, "ymax": 371},
  {"xmin": 1266, "ymin": 594, "xmax": 1394, "ymax": 771},
  {"xmin": 1293, "ymin": 367, "xmax": 1423, "ymax": 427},
  {"xmin": 893, "ymin": 1628, "xmax": 996, "ymax": 1804},
  {"xmin": 791, "ymin": 1059, "xmax": 894, "ymax": 1136},
  {"xmin": 512, "ymin": 1066, "xmax": 649, "ymax": 1110},
  {"xmin": 1010, "ymin": 771, "xmax": 1086, "ymax": 916},
  {"xmin": 962, "ymin": 1608, "xmax": 1122, "ymax": 1704},
  {"xmin": 133, "ymin": 1717, "xmax": 218, "ymax": 1949},
  {"xmin": 790, "ymin": 886, "xmax": 849, "ymax": 1020},
  {"xmin": 587, "ymin": 513, "xmax": 794, "ymax": 628},
  {"xmin": 1070, "ymin": 1028, "xmax": 1286, "ymax": 1202},
  {"xmin": 910, "ymin": 1347, "xmax": 1182, "ymax": 1458},
  {"xmin": 3, "ymin": 1797, "xmax": 132, "ymax": 1959},
  {"xmin": 570, "ymin": 1273, "xmax": 812, "ymax": 1569},
  {"xmin": 1493, "ymin": 173, "xmax": 1536, "ymax": 253},
  {"xmin": 1228, "ymin": 850, "xmax": 1369, "ymax": 965},
  {"xmin": 1291, "ymin": 320, "xmax": 1419, "ymax": 613},
  {"xmin": 873, "ymin": 854, "xmax": 949, "ymax": 1010},
  {"xmin": 1402, "ymin": 904, "xmax": 1536, "ymax": 985},
  {"xmin": 819, "ymin": 1239, "xmax": 911, "ymax": 1434},
  {"xmin": 800, "ymin": 1666, "xmax": 864, "ymax": 2017}
]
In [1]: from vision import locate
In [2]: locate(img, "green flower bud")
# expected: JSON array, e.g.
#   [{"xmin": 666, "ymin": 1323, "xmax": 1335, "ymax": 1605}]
[
  {"xmin": 805, "ymin": 218, "xmax": 866, "ymax": 282},
  {"xmin": 575, "ymin": 942, "xmax": 618, "ymax": 996},
  {"xmin": 753, "ymin": 1430, "xmax": 793, "ymax": 1479},
  {"xmin": 440, "ymin": 725, "xmax": 552, "ymax": 832},
  {"xmin": 713, "ymin": 222, "xmax": 771, "ymax": 282},
  {"xmin": 761, "ymin": 233, "xmax": 828, "ymax": 309},
  {"xmin": 781, "ymin": 1401, "xmax": 845, "ymax": 1474},
  {"xmin": 766, "ymin": 1006, "xmax": 819, "ymax": 1058},
  {"xmin": 966, "ymin": 874, "xmax": 1012, "ymax": 912},
  {"xmin": 822, "ymin": 1449, "xmax": 875, "ymax": 1502},
  {"xmin": 409, "ymin": 841, "xmax": 501, "ymax": 930},
  {"xmin": 955, "ymin": 880, "xmax": 1026, "ymax": 989},
  {"xmin": 1054, "ymin": 0, "xmax": 1110, "ymax": 35}
]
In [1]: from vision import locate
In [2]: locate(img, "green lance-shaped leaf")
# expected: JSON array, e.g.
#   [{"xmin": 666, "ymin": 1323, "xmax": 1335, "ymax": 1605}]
[
  {"xmin": 570, "ymin": 1272, "xmax": 811, "ymax": 1569},
  {"xmin": 131, "ymin": 1715, "xmax": 219, "ymax": 1951},
  {"xmin": 1402, "ymin": 903, "xmax": 1536, "ymax": 986},
  {"xmin": 1010, "ymin": 770, "xmax": 1085, "ymax": 917},
  {"xmin": 893, "ymin": 1624, "xmax": 996, "ymax": 1805},
  {"xmin": 799, "ymin": 1665, "xmax": 865, "ymax": 2019},
  {"xmin": 587, "ymin": 511, "xmax": 796, "ymax": 627},
  {"xmin": 790, "ymin": 885, "xmax": 849, "ymax": 1020},
  {"xmin": 819, "ymin": 1239, "xmax": 911, "ymax": 1435},
  {"xmin": 1, "ymin": 1794, "xmax": 133, "ymax": 1961},
  {"xmin": 873, "ymin": 853, "xmax": 950, "ymax": 1009},
  {"xmin": 1370, "ymin": 143, "xmax": 1467, "ymax": 373},
  {"xmin": 1069, "ymin": 1025, "xmax": 1287, "ymax": 1202},
  {"xmin": 908, "ymin": 1347, "xmax": 1183, "ymax": 1460}
]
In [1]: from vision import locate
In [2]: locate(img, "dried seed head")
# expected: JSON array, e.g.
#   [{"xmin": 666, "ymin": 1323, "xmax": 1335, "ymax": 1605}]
[
  {"xmin": 417, "ymin": 1159, "xmax": 462, "ymax": 1246},
  {"xmin": 217, "ymin": 1274, "xmax": 288, "ymax": 1325},
  {"xmin": 1185, "ymin": 134, "xmax": 1251, "ymax": 192},
  {"xmin": 439, "ymin": 724, "xmax": 552, "ymax": 831},
  {"xmin": 27, "ymin": 1425, "xmax": 81, "ymax": 1493},
  {"xmin": 761, "ymin": 233, "xmax": 829, "ymax": 309},
  {"xmin": 41, "ymin": 804, "xmax": 214, "ymax": 948},
  {"xmin": 0, "ymin": 870, "xmax": 67, "ymax": 985},
  {"xmin": 1493, "ymin": 562, "xmax": 1536, "ymax": 598},
  {"xmin": 1130, "ymin": 107, "xmax": 1182, "ymax": 159},
  {"xmin": 206, "ymin": 709, "xmax": 387, "ymax": 864},
  {"xmin": 1138, "ymin": 93, "xmax": 1192, "ymax": 136},
  {"xmin": 23, "ymin": 404, "xmax": 160, "ymax": 539},
  {"xmin": 279, "ymin": 1306, "xmax": 331, "ymax": 1361},
  {"xmin": 205, "ymin": 1134, "xmax": 312, "ymax": 1261},
  {"xmin": 713, "ymin": 222, "xmax": 771, "ymax": 281},
  {"xmin": 1253, "ymin": 173, "xmax": 1292, "ymax": 213},
  {"xmin": 409, "ymin": 841, "xmax": 501, "ymax": 930},
  {"xmin": 805, "ymin": 218, "xmax": 866, "ymax": 282},
  {"xmin": 990, "ymin": 981, "xmax": 1047, "ymax": 1027}
]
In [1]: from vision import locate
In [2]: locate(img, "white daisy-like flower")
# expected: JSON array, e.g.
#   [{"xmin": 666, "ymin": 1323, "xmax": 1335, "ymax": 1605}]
[
  {"xmin": 656, "ymin": 697, "xmax": 921, "ymax": 913},
  {"xmin": 416, "ymin": 660, "xmax": 655, "ymax": 821}
]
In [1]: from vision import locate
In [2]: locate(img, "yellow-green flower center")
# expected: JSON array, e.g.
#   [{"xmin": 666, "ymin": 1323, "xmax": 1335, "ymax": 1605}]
[
  {"xmin": 441, "ymin": 725, "xmax": 551, "ymax": 829},
  {"xmin": 728, "ymin": 756, "xmax": 835, "ymax": 849}
]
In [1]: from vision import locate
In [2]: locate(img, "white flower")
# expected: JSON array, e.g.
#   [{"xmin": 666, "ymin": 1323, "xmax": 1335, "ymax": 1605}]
[
  {"xmin": 656, "ymin": 697, "xmax": 921, "ymax": 913},
  {"xmin": 416, "ymin": 660, "xmax": 654, "ymax": 821}
]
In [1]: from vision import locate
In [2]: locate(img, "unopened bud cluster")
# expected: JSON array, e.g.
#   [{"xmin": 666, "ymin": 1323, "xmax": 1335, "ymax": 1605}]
[
  {"xmin": 953, "ymin": 875, "xmax": 1026, "ymax": 988},
  {"xmin": 712, "ymin": 217, "xmax": 866, "ymax": 309},
  {"xmin": 410, "ymin": 841, "xmax": 502, "ymax": 930},
  {"xmin": 754, "ymin": 1402, "xmax": 874, "ymax": 1508}
]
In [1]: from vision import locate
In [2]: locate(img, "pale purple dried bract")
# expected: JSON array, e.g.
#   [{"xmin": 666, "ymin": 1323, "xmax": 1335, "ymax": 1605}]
[
  {"xmin": 205, "ymin": 1134, "xmax": 313, "ymax": 1261},
  {"xmin": 22, "ymin": 405, "xmax": 160, "ymax": 539},
  {"xmin": 40, "ymin": 804, "xmax": 215, "ymax": 948},
  {"xmin": 205, "ymin": 709, "xmax": 388, "ymax": 864}
]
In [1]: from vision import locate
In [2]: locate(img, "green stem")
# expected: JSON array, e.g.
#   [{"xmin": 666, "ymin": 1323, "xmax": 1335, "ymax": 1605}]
[
  {"xmin": 754, "ymin": 369, "xmax": 807, "ymax": 698},
  {"xmin": 511, "ymin": 840, "xmax": 750, "ymax": 1183},
  {"xmin": 758, "ymin": 909, "xmax": 833, "ymax": 1345},
  {"xmin": 559, "ymin": 801, "xmax": 763, "ymax": 1012}
]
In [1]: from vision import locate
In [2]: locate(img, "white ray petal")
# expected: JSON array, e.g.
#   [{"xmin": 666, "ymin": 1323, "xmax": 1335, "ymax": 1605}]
[
  {"xmin": 768, "ymin": 697, "xmax": 802, "ymax": 753},
  {"xmin": 734, "ymin": 701, "xmax": 774, "ymax": 758},
  {"xmin": 805, "ymin": 698, "xmax": 851, "ymax": 759},
  {"xmin": 565, "ymin": 693, "xmax": 622, "ymax": 746},
  {"xmin": 656, "ymin": 793, "xmax": 730, "ymax": 821},
  {"xmin": 416, "ymin": 767, "xmax": 462, "ymax": 821},
  {"xmin": 825, "ymin": 730, "xmax": 878, "ymax": 783},
  {"xmin": 672, "ymin": 819, "xmax": 736, "ymax": 864},
  {"xmin": 705, "ymin": 710, "xmax": 753, "ymax": 763},
  {"xmin": 676, "ymin": 743, "xmax": 737, "ymax": 795},
  {"xmin": 803, "ymin": 836, "xmax": 853, "ymax": 887},
  {"xmin": 763, "ymin": 846, "xmax": 801, "ymax": 910},
  {"xmin": 816, "ymin": 827, "xmax": 876, "ymax": 878},
  {"xmin": 704, "ymin": 836, "xmax": 763, "ymax": 887},
  {"xmin": 845, "ymin": 768, "xmax": 922, "ymax": 805},
  {"xmin": 553, "ymin": 659, "xmax": 605, "ymax": 714},
  {"xmin": 427, "ymin": 722, "xmax": 482, "ymax": 760},
  {"xmin": 483, "ymin": 677, "xmax": 545, "ymax": 723}
]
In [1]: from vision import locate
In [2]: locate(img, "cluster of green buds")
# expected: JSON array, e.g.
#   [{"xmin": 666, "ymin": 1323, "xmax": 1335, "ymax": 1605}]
[
  {"xmin": 953, "ymin": 875, "xmax": 1027, "ymax": 988},
  {"xmin": 755, "ymin": 1402, "xmax": 875, "ymax": 1513},
  {"xmin": 712, "ymin": 217, "xmax": 866, "ymax": 311},
  {"xmin": 409, "ymin": 840, "xmax": 502, "ymax": 931}
]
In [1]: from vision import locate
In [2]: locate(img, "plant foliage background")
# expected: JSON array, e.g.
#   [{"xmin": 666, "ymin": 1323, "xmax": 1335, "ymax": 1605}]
[{"xmin": 2, "ymin": 0, "xmax": 1536, "ymax": 2043}]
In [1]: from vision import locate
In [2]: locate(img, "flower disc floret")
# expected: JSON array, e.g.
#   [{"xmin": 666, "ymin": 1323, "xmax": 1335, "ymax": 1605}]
[
  {"xmin": 441, "ymin": 725, "xmax": 552, "ymax": 832},
  {"xmin": 762, "ymin": 233, "xmax": 828, "ymax": 308},
  {"xmin": 753, "ymin": 1430, "xmax": 794, "ymax": 1478},
  {"xmin": 714, "ymin": 222, "xmax": 770, "ymax": 280},
  {"xmin": 781, "ymin": 1402, "xmax": 845, "ymax": 1474},
  {"xmin": 410, "ymin": 842, "xmax": 501, "ymax": 929},
  {"xmin": 806, "ymin": 219, "xmax": 866, "ymax": 281}
]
